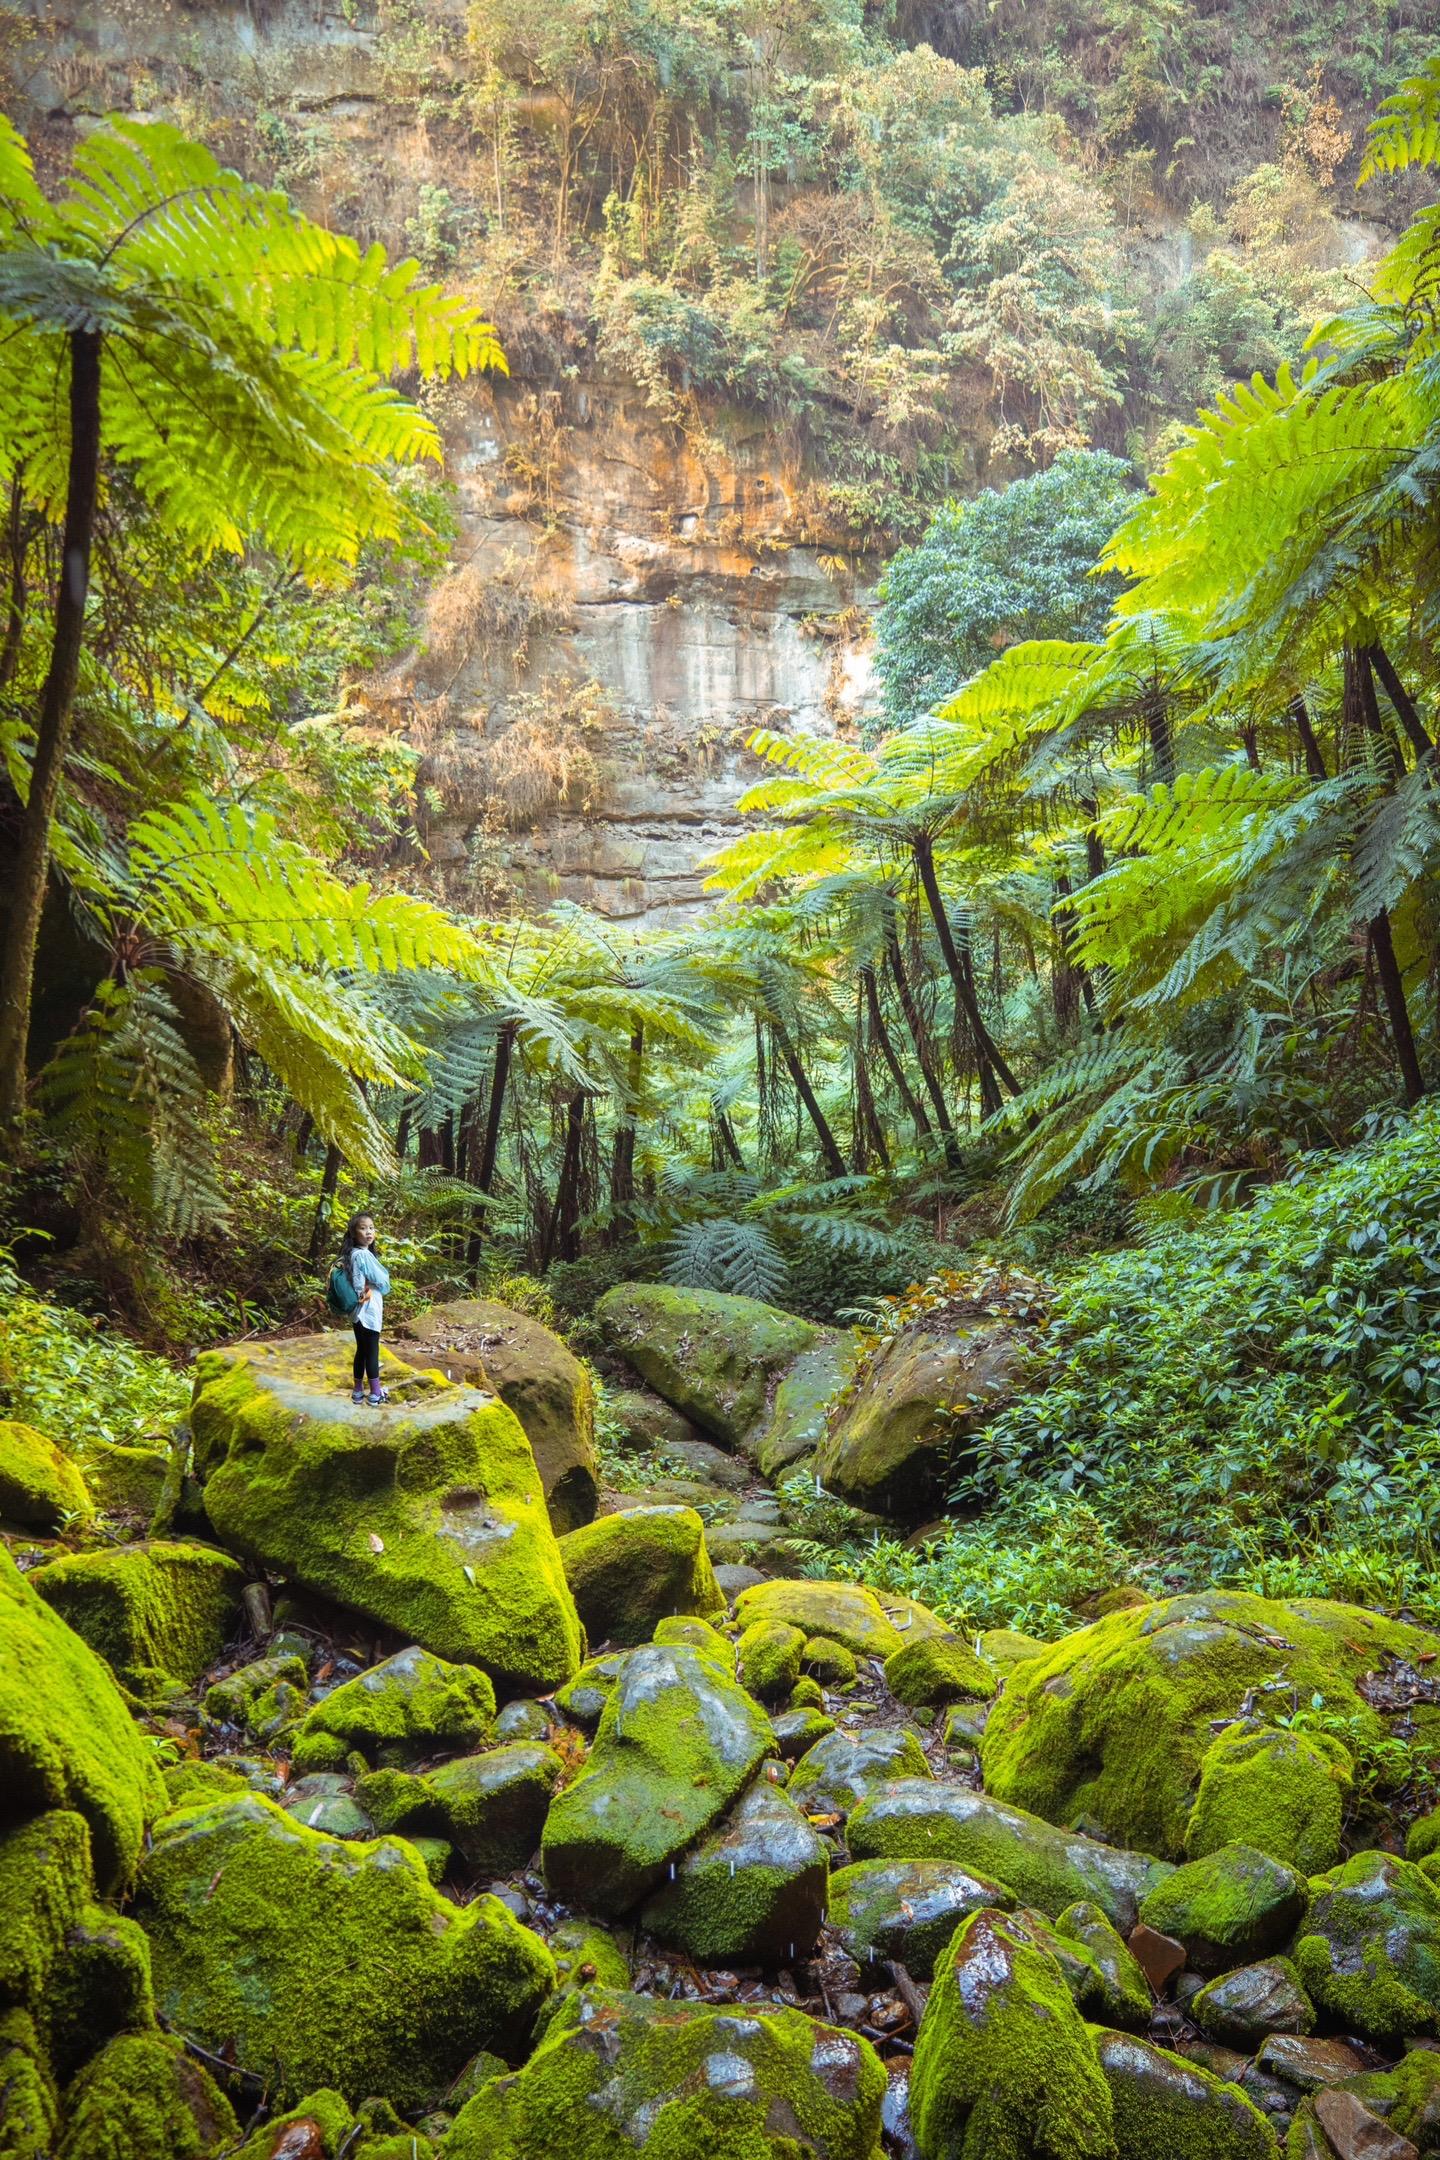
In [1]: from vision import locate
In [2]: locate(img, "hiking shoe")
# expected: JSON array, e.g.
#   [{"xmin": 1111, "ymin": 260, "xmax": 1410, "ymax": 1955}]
[
  {"xmin": 351, "ymin": 1388, "xmax": 366, "ymax": 1404},
  {"xmin": 367, "ymin": 1389, "xmax": 390, "ymax": 1406}
]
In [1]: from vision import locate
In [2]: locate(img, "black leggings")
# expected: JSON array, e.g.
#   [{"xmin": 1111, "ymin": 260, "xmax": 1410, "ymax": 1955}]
[{"xmin": 352, "ymin": 1323, "xmax": 380, "ymax": 1389}]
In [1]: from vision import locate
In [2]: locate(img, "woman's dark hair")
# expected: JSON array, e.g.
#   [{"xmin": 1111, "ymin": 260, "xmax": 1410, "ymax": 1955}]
[{"xmin": 340, "ymin": 1213, "xmax": 378, "ymax": 1265}]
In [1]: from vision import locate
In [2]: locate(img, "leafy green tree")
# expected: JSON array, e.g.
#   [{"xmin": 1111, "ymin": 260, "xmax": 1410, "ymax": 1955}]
[
  {"xmin": 874, "ymin": 450, "xmax": 1134, "ymax": 727},
  {"xmin": 0, "ymin": 115, "xmax": 502, "ymax": 1125}
]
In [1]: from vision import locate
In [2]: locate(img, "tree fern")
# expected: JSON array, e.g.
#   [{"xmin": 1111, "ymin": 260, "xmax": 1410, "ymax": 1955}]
[
  {"xmin": 1360, "ymin": 54, "xmax": 1440, "ymax": 180},
  {"xmin": 663, "ymin": 1218, "xmax": 788, "ymax": 1302}
]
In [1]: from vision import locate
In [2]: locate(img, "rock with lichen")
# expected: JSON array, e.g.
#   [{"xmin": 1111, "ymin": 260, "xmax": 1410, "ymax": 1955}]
[{"xmin": 556, "ymin": 1505, "xmax": 724, "ymax": 1647}]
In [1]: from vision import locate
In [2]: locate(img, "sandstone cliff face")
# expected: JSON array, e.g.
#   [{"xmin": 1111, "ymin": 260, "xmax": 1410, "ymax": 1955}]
[{"xmin": 17, "ymin": 0, "xmax": 877, "ymax": 922}]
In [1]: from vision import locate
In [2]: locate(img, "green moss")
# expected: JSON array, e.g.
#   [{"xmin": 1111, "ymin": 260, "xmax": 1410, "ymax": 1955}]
[
  {"xmin": 1291, "ymin": 1850, "xmax": 1440, "ymax": 2042},
  {"xmin": 162, "ymin": 1760, "xmax": 249, "ymax": 1809},
  {"xmin": 553, "ymin": 1652, "xmax": 627, "ymax": 1732},
  {"xmin": 788, "ymin": 1674, "xmax": 825, "ymax": 1710},
  {"xmin": 134, "ymin": 1793, "xmax": 554, "ymax": 2108},
  {"xmin": 444, "ymin": 1989, "xmax": 886, "ymax": 2160},
  {"xmin": 754, "ymin": 1333, "xmax": 861, "ymax": 1480},
  {"xmin": 290, "ymin": 1646, "xmax": 496, "ymax": 1775},
  {"xmin": 0, "ymin": 2008, "xmax": 58, "ymax": 2160},
  {"xmin": 55, "ymin": 2031, "xmax": 237, "ymax": 2160},
  {"xmin": 1186, "ymin": 1725, "xmax": 1351, "ymax": 1874},
  {"xmin": 30, "ymin": 1540, "xmax": 245, "ymax": 1702},
  {"xmin": 829, "ymin": 1858, "xmax": 1015, "ymax": 1980},
  {"xmin": 639, "ymin": 1781, "xmax": 828, "ymax": 1964},
  {"xmin": 0, "ymin": 1419, "xmax": 91, "ymax": 1531},
  {"xmin": 542, "ymin": 1642, "xmax": 772, "ymax": 1915},
  {"xmin": 398, "ymin": 1298, "xmax": 599, "ymax": 1533},
  {"xmin": 1137, "ymin": 1845, "xmax": 1307, "ymax": 1975},
  {"xmin": 1056, "ymin": 1901, "xmax": 1152, "ymax": 2032},
  {"xmin": 0, "ymin": 1811, "xmax": 92, "ymax": 2012},
  {"xmin": 358, "ymin": 1743, "xmax": 562, "ymax": 1874},
  {"xmin": 79, "ymin": 1440, "xmax": 167, "ymax": 1526},
  {"xmin": 651, "ymin": 1616, "xmax": 733, "ymax": 1667},
  {"xmin": 736, "ymin": 1619, "xmax": 804, "ymax": 1704},
  {"xmin": 769, "ymin": 1706, "xmax": 834, "ymax": 1756},
  {"xmin": 884, "ymin": 1631, "xmax": 997, "ymax": 1708},
  {"xmin": 204, "ymin": 1654, "xmax": 308, "ymax": 1730},
  {"xmin": 191, "ymin": 1338, "xmax": 584, "ymax": 1696},
  {"xmin": 848, "ymin": 1782, "xmax": 1170, "ymax": 1932},
  {"xmin": 979, "ymin": 1628, "xmax": 1049, "ymax": 1672},
  {"xmin": 786, "ymin": 1726, "xmax": 932, "ymax": 1817},
  {"xmin": 801, "ymin": 1636, "xmax": 857, "ymax": 1685},
  {"xmin": 909, "ymin": 1908, "xmax": 1116, "ymax": 2160},
  {"xmin": 1093, "ymin": 2029, "xmax": 1279, "ymax": 2159},
  {"xmin": 45, "ymin": 1907, "xmax": 155, "ymax": 2083},
  {"xmin": 1315, "ymin": 2048, "xmax": 1440, "ymax": 2143},
  {"xmin": 595, "ymin": 1284, "xmax": 819, "ymax": 1449},
  {"xmin": 1407, "ymin": 1808, "xmax": 1440, "ymax": 1862},
  {"xmin": 731, "ymin": 1578, "xmax": 904, "ymax": 1658},
  {"xmin": 557, "ymin": 1506, "xmax": 724, "ymax": 1648},
  {"xmin": 548, "ymin": 1919, "xmax": 630, "ymax": 1996},
  {"xmin": 229, "ymin": 2090, "xmax": 357, "ymax": 2158},
  {"xmin": 982, "ymin": 1591, "xmax": 1440, "ymax": 1860}
]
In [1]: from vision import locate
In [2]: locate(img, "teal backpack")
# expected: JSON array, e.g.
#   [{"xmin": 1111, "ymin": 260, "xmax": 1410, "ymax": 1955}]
[{"xmin": 326, "ymin": 1257, "xmax": 359, "ymax": 1319}]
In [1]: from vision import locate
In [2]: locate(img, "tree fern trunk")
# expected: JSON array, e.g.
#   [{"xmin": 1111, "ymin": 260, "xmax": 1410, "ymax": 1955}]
[
  {"xmin": 467, "ymin": 1021, "xmax": 516, "ymax": 1270},
  {"xmin": 861, "ymin": 963, "xmax": 932, "ymax": 1140},
  {"xmin": 1291, "ymin": 698, "xmax": 1328, "ymax": 781},
  {"xmin": 769, "ymin": 1013, "xmax": 846, "ymax": 1179},
  {"xmin": 1369, "ymin": 644, "xmax": 1433, "ymax": 761},
  {"xmin": 0, "ymin": 329, "xmax": 102, "ymax": 1125},
  {"xmin": 885, "ymin": 912, "xmax": 958, "ymax": 1159},
  {"xmin": 912, "ymin": 834, "xmax": 1019, "ymax": 1107},
  {"xmin": 1369, "ymin": 911, "xmax": 1426, "ymax": 1107},
  {"xmin": 308, "ymin": 1143, "xmax": 342, "ymax": 1267},
  {"xmin": 608, "ymin": 1022, "xmax": 643, "ymax": 1234},
  {"xmin": 541, "ymin": 1089, "xmax": 586, "ymax": 1268},
  {"xmin": 0, "ymin": 477, "xmax": 28, "ymax": 691}
]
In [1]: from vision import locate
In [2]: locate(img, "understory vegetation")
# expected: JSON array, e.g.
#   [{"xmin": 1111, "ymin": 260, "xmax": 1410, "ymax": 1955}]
[{"xmin": 2, "ymin": 32, "xmax": 1440, "ymax": 1653}]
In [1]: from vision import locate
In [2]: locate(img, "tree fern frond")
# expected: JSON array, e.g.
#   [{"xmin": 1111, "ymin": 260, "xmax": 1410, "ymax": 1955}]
[
  {"xmin": 1361, "ymin": 55, "xmax": 1440, "ymax": 180},
  {"xmin": 663, "ymin": 1218, "xmax": 788, "ymax": 1302}
]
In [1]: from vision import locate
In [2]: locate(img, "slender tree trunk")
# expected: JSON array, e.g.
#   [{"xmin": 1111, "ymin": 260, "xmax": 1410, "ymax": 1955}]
[
  {"xmin": 861, "ymin": 963, "xmax": 932, "ymax": 1140},
  {"xmin": 911, "ymin": 834, "xmax": 1019, "ymax": 1105},
  {"xmin": 1369, "ymin": 643, "xmax": 1434, "ymax": 761},
  {"xmin": 308, "ymin": 1143, "xmax": 342, "ymax": 1267},
  {"xmin": 1292, "ymin": 697, "xmax": 1329, "ymax": 781},
  {"xmin": 714, "ymin": 1107, "xmax": 747, "ymax": 1171},
  {"xmin": 475, "ymin": 1021, "xmax": 515, "ymax": 1200},
  {"xmin": 293, "ymin": 1111, "xmax": 314, "ymax": 1160},
  {"xmin": 541, "ymin": 1089, "xmax": 586, "ymax": 1267},
  {"xmin": 1052, "ymin": 873, "xmax": 1093, "ymax": 1024},
  {"xmin": 1241, "ymin": 724, "xmax": 1262, "ymax": 773},
  {"xmin": 395, "ymin": 1099, "xmax": 414, "ymax": 1163},
  {"xmin": 769, "ymin": 1014, "xmax": 847, "ymax": 1179},
  {"xmin": 885, "ymin": 913, "xmax": 958, "ymax": 1158},
  {"xmin": 0, "ymin": 477, "xmax": 27, "ymax": 691},
  {"xmin": 852, "ymin": 998, "xmax": 890, "ymax": 1172},
  {"xmin": 0, "ymin": 330, "xmax": 102, "ymax": 1124},
  {"xmin": 609, "ymin": 1022, "xmax": 643, "ymax": 1234},
  {"xmin": 1144, "ymin": 680, "xmax": 1176, "ymax": 787},
  {"xmin": 1369, "ymin": 911, "xmax": 1426, "ymax": 1107}
]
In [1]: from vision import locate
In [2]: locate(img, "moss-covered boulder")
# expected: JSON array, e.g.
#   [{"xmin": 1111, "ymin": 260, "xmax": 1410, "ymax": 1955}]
[
  {"xmin": 557, "ymin": 1506, "xmax": 723, "ymax": 1648},
  {"xmin": 829, "ymin": 1857, "xmax": 1014, "ymax": 1980},
  {"xmin": 30, "ymin": 1539, "xmax": 244, "ymax": 1702},
  {"xmin": 289, "ymin": 1645, "xmax": 497, "ymax": 1775},
  {"xmin": 847, "ymin": 1783, "xmax": 1170, "ymax": 1932},
  {"xmin": 359, "ymin": 1742, "xmax": 563, "ymax": 1874},
  {"xmin": 226, "ymin": 2092, "xmax": 359, "ymax": 2159},
  {"xmin": 736, "ymin": 1618, "xmax": 806, "ymax": 1703},
  {"xmin": 1094, "ymin": 2029, "xmax": 1279, "ymax": 2160},
  {"xmin": 281, "ymin": 1774, "xmax": 374, "ymax": 1841},
  {"xmin": 1291, "ymin": 1851, "xmax": 1440, "ymax": 2041},
  {"xmin": 554, "ymin": 1650, "xmax": 627, "ymax": 1733},
  {"xmin": 0, "ymin": 1810, "xmax": 94, "ymax": 2015},
  {"xmin": 732, "ymin": 1577, "xmax": 905, "ymax": 1658},
  {"xmin": 802, "ymin": 1635, "xmax": 858, "ymax": 1686},
  {"xmin": 190, "ymin": 1337, "xmax": 584, "ymax": 1696},
  {"xmin": 134, "ymin": 1793, "xmax": 553, "ymax": 2109},
  {"xmin": 910, "ymin": 1908, "xmax": 1116, "ymax": 2160},
  {"xmin": 77, "ymin": 1439, "xmax": 167, "ymax": 1525},
  {"xmin": 753, "ymin": 1333, "xmax": 862, "ymax": 1479},
  {"xmin": 1056, "ymin": 1903, "xmax": 1153, "ymax": 2033},
  {"xmin": 981, "ymin": 1592, "xmax": 1440, "ymax": 1861},
  {"xmin": 0, "ymin": 2007, "xmax": 57, "ymax": 2159},
  {"xmin": 786, "ymin": 1725, "xmax": 933, "ymax": 1818},
  {"xmin": 397, "ymin": 1299, "xmax": 599, "ymax": 1533},
  {"xmin": 0, "ymin": 1419, "xmax": 91, "ymax": 1531},
  {"xmin": 884, "ymin": 1630, "xmax": 997, "ymax": 1708},
  {"xmin": 0, "ymin": 1547, "xmax": 165, "ymax": 1894},
  {"xmin": 813, "ymin": 1321, "xmax": 1024, "ymax": 1518},
  {"xmin": 1186, "ymin": 1725, "xmax": 1351, "ymax": 1875},
  {"xmin": 1191, "ymin": 1960, "xmax": 1314, "ymax": 2050},
  {"xmin": 595, "ymin": 1284, "xmax": 819, "ymax": 1449},
  {"xmin": 981, "ymin": 1627, "xmax": 1050, "ymax": 1672},
  {"xmin": 542, "ymin": 1641, "xmax": 772, "ymax": 1914},
  {"xmin": 769, "ymin": 1704, "xmax": 834, "ymax": 1757},
  {"xmin": 1137, "ymin": 1845, "xmax": 1307, "ymax": 1975},
  {"xmin": 1283, "ymin": 2051, "xmax": 1440, "ymax": 2159},
  {"xmin": 638, "ymin": 1780, "xmax": 827, "ymax": 1964},
  {"xmin": 204, "ymin": 1653, "xmax": 309, "ymax": 1735},
  {"xmin": 56, "ymin": 2030, "xmax": 239, "ymax": 2160},
  {"xmin": 444, "ymin": 1989, "xmax": 886, "ymax": 2159}
]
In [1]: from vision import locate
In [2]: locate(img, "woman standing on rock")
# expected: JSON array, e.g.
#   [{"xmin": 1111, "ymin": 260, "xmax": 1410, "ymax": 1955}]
[{"xmin": 343, "ymin": 1213, "xmax": 391, "ymax": 1407}]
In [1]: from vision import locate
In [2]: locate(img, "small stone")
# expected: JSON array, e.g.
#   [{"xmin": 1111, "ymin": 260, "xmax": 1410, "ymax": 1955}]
[
  {"xmin": 942, "ymin": 1701, "xmax": 990, "ymax": 1749},
  {"xmin": 1128, "ymin": 1922, "xmax": 1187, "ymax": 1991},
  {"xmin": 1256, "ymin": 2034, "xmax": 1370, "ymax": 2093},
  {"xmin": 769, "ymin": 1706, "xmax": 836, "ymax": 1757},
  {"xmin": 1313, "ymin": 2087, "xmax": 1420, "ymax": 2160}
]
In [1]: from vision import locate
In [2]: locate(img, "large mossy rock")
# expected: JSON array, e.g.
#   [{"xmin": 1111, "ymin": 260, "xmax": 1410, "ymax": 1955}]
[
  {"xmin": 981, "ymin": 1592, "xmax": 1440, "ymax": 1861},
  {"xmin": 1094, "ymin": 2029, "xmax": 1279, "ymax": 2160},
  {"xmin": 444, "ymin": 1989, "xmax": 886, "ymax": 2160},
  {"xmin": 1185, "ymin": 1725, "xmax": 1351, "ymax": 1875},
  {"xmin": 56, "ymin": 2029, "xmax": 239, "ymax": 2160},
  {"xmin": 0, "ymin": 1546, "xmax": 165, "ymax": 1894},
  {"xmin": 909, "ymin": 1908, "xmax": 1116, "ymax": 2160},
  {"xmin": 732, "ymin": 1577, "xmax": 906, "ymax": 1659},
  {"xmin": 557, "ymin": 1505, "xmax": 724, "ymax": 1648},
  {"xmin": 397, "ymin": 1299, "xmax": 599, "ymax": 1533},
  {"xmin": 595, "ymin": 1284, "xmax": 818, "ymax": 1449},
  {"xmin": 133, "ymin": 1793, "xmax": 554, "ymax": 2109},
  {"xmin": 829, "ymin": 1857, "xmax": 1015, "ymax": 1980},
  {"xmin": 638, "ymin": 1780, "xmax": 828, "ymax": 1964},
  {"xmin": 847, "ymin": 1782, "xmax": 1170, "ymax": 1933},
  {"xmin": 289, "ymin": 1645, "xmax": 497, "ymax": 1775},
  {"xmin": 813, "ymin": 1321, "xmax": 1023, "ymax": 1518},
  {"xmin": 30, "ymin": 1540, "xmax": 244, "ymax": 1701},
  {"xmin": 1291, "ymin": 1851, "xmax": 1440, "ymax": 2042},
  {"xmin": 752, "ymin": 1333, "xmax": 862, "ymax": 1480},
  {"xmin": 1137, "ymin": 1844, "xmax": 1307, "ymax": 1975},
  {"xmin": 359, "ymin": 1742, "xmax": 563, "ymax": 1874},
  {"xmin": 542, "ymin": 1640, "xmax": 772, "ymax": 1914},
  {"xmin": 786, "ymin": 1725, "xmax": 933, "ymax": 1818},
  {"xmin": 0, "ymin": 1419, "xmax": 92, "ymax": 1531},
  {"xmin": 190, "ymin": 1336, "xmax": 584, "ymax": 1696}
]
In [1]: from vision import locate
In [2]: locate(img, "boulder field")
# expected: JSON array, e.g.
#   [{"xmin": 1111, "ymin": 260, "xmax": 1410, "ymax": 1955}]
[{"xmin": 4, "ymin": 1290, "xmax": 1440, "ymax": 2158}]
